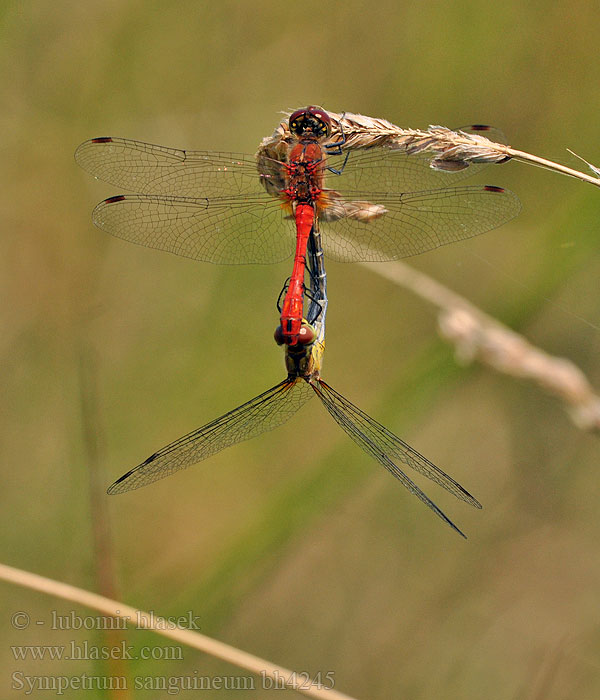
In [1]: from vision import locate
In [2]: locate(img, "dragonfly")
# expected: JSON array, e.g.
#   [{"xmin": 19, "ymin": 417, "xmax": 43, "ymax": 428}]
[
  {"xmin": 107, "ymin": 226, "xmax": 481, "ymax": 538},
  {"xmin": 75, "ymin": 107, "xmax": 520, "ymax": 346}
]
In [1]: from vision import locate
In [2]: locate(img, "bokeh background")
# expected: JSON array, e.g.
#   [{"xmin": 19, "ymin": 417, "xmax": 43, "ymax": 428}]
[{"xmin": 3, "ymin": 1, "xmax": 600, "ymax": 698}]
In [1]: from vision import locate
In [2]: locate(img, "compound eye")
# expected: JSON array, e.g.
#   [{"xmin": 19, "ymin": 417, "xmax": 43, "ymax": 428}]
[
  {"xmin": 289, "ymin": 107, "xmax": 331, "ymax": 138},
  {"xmin": 274, "ymin": 325, "xmax": 285, "ymax": 345},
  {"xmin": 289, "ymin": 108, "xmax": 308, "ymax": 136},
  {"xmin": 298, "ymin": 323, "xmax": 316, "ymax": 345},
  {"xmin": 307, "ymin": 107, "xmax": 331, "ymax": 138}
]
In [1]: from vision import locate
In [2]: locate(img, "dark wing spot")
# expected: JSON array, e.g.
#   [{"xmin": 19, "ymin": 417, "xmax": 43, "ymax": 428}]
[{"xmin": 91, "ymin": 137, "xmax": 114, "ymax": 143}]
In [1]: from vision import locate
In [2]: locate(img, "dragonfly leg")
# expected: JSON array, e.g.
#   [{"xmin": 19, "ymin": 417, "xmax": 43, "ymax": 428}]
[{"xmin": 325, "ymin": 111, "xmax": 348, "ymax": 156}]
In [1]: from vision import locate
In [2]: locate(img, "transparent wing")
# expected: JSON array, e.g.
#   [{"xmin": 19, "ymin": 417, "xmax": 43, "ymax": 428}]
[
  {"xmin": 312, "ymin": 380, "xmax": 481, "ymax": 537},
  {"xmin": 92, "ymin": 194, "xmax": 296, "ymax": 264},
  {"xmin": 108, "ymin": 378, "xmax": 314, "ymax": 494},
  {"xmin": 318, "ymin": 184, "xmax": 520, "ymax": 262},
  {"xmin": 75, "ymin": 127, "xmax": 506, "ymax": 201},
  {"xmin": 77, "ymin": 131, "xmax": 519, "ymax": 265},
  {"xmin": 75, "ymin": 137, "xmax": 280, "ymax": 198}
]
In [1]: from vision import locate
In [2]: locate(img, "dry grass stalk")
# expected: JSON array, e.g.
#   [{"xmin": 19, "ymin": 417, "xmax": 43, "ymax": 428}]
[
  {"xmin": 0, "ymin": 562, "xmax": 359, "ymax": 700},
  {"xmin": 78, "ymin": 346, "xmax": 131, "ymax": 700},
  {"xmin": 259, "ymin": 109, "xmax": 600, "ymax": 189},
  {"xmin": 361, "ymin": 261, "xmax": 600, "ymax": 432}
]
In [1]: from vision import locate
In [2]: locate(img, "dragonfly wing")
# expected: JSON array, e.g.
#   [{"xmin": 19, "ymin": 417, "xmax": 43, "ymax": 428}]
[
  {"xmin": 75, "ymin": 138, "xmax": 282, "ymax": 198},
  {"xmin": 311, "ymin": 380, "xmax": 480, "ymax": 537},
  {"xmin": 92, "ymin": 194, "xmax": 295, "ymax": 264},
  {"xmin": 319, "ymin": 184, "xmax": 520, "ymax": 262},
  {"xmin": 315, "ymin": 381, "xmax": 480, "ymax": 507},
  {"xmin": 108, "ymin": 378, "xmax": 314, "ymax": 494}
]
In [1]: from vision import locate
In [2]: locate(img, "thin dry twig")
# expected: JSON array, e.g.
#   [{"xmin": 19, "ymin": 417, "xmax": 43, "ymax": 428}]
[
  {"xmin": 566, "ymin": 148, "xmax": 600, "ymax": 178},
  {"xmin": 0, "ymin": 563, "xmax": 359, "ymax": 700},
  {"xmin": 361, "ymin": 261, "xmax": 600, "ymax": 432},
  {"xmin": 259, "ymin": 109, "xmax": 600, "ymax": 189},
  {"xmin": 78, "ymin": 346, "xmax": 130, "ymax": 700}
]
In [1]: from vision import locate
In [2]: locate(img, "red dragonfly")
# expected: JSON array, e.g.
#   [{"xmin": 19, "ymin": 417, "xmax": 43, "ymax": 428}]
[{"xmin": 75, "ymin": 107, "xmax": 520, "ymax": 344}]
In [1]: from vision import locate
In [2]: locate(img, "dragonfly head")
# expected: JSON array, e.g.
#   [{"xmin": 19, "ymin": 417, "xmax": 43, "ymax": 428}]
[
  {"xmin": 289, "ymin": 107, "xmax": 331, "ymax": 140},
  {"xmin": 274, "ymin": 321, "xmax": 316, "ymax": 347}
]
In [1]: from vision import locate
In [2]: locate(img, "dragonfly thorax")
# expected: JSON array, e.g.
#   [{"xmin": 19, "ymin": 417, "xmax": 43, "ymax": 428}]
[
  {"xmin": 285, "ymin": 142, "xmax": 325, "ymax": 204},
  {"xmin": 284, "ymin": 327, "xmax": 321, "ymax": 380}
]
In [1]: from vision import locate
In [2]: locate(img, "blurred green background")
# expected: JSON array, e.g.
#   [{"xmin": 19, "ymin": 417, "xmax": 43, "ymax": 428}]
[{"xmin": 3, "ymin": 1, "xmax": 600, "ymax": 698}]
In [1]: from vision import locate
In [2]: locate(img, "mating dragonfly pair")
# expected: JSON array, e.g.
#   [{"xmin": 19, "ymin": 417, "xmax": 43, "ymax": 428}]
[{"xmin": 76, "ymin": 106, "xmax": 520, "ymax": 536}]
